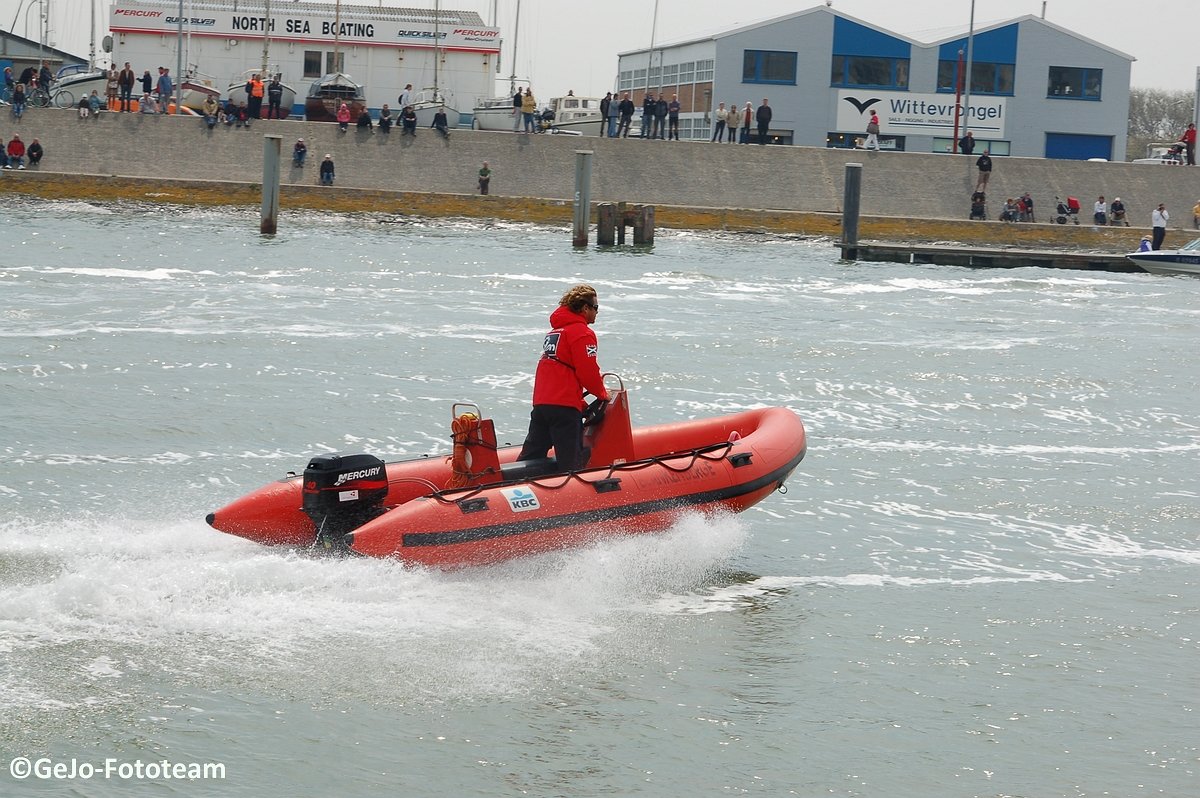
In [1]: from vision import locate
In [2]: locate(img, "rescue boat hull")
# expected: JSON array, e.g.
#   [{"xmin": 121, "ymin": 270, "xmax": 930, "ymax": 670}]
[{"xmin": 206, "ymin": 402, "xmax": 806, "ymax": 568}]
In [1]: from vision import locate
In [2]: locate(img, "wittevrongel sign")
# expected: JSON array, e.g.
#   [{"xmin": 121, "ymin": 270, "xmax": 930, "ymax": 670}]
[{"xmin": 837, "ymin": 90, "xmax": 1006, "ymax": 138}]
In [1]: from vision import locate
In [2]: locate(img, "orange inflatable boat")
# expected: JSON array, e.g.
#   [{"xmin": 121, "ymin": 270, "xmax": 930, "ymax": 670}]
[{"xmin": 206, "ymin": 380, "xmax": 807, "ymax": 568}]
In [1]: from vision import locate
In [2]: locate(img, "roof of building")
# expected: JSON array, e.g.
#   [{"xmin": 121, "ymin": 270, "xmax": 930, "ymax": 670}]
[
  {"xmin": 619, "ymin": 5, "xmax": 1134, "ymax": 62},
  {"xmin": 0, "ymin": 31, "xmax": 87, "ymax": 64}
]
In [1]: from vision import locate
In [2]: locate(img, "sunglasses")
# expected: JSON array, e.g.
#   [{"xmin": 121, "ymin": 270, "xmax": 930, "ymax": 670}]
[{"xmin": 583, "ymin": 301, "xmax": 599, "ymax": 310}]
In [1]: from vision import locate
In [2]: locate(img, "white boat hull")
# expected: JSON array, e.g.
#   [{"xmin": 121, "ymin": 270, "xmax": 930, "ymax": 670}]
[
  {"xmin": 1125, "ymin": 254, "xmax": 1200, "ymax": 276},
  {"xmin": 227, "ymin": 82, "xmax": 298, "ymax": 116}
]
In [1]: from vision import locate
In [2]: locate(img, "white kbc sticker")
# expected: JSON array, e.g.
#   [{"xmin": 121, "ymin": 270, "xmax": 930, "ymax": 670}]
[{"xmin": 501, "ymin": 487, "xmax": 540, "ymax": 513}]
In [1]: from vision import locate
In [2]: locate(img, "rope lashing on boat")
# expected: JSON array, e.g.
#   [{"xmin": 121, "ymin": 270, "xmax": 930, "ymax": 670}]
[
  {"xmin": 429, "ymin": 440, "xmax": 737, "ymax": 504},
  {"xmin": 446, "ymin": 412, "xmax": 500, "ymax": 489}
]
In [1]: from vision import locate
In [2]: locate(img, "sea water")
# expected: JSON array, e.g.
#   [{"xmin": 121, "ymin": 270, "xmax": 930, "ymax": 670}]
[{"xmin": 0, "ymin": 197, "xmax": 1197, "ymax": 797}]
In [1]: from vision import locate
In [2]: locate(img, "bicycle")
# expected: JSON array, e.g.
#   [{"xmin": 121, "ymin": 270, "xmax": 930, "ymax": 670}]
[
  {"xmin": 52, "ymin": 88, "xmax": 74, "ymax": 109},
  {"xmin": 27, "ymin": 85, "xmax": 52, "ymax": 108}
]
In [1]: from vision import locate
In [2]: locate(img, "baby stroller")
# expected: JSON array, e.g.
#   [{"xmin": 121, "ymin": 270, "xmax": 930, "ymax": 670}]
[
  {"xmin": 1054, "ymin": 196, "xmax": 1080, "ymax": 225},
  {"xmin": 970, "ymin": 191, "xmax": 987, "ymax": 221}
]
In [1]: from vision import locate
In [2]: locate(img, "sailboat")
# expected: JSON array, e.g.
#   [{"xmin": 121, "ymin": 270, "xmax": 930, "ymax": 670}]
[
  {"xmin": 49, "ymin": 0, "xmax": 106, "ymax": 108},
  {"xmin": 471, "ymin": 0, "xmax": 525, "ymax": 130},
  {"xmin": 406, "ymin": 0, "xmax": 461, "ymax": 127},
  {"xmin": 226, "ymin": 0, "xmax": 298, "ymax": 116},
  {"xmin": 304, "ymin": 0, "xmax": 366, "ymax": 122}
]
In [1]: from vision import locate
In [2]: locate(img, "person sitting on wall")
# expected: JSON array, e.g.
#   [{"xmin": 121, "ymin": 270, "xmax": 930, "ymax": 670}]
[
  {"xmin": 431, "ymin": 106, "xmax": 450, "ymax": 138},
  {"xmin": 401, "ymin": 105, "xmax": 418, "ymax": 136},
  {"xmin": 139, "ymin": 93, "xmax": 157, "ymax": 114},
  {"xmin": 336, "ymin": 102, "xmax": 351, "ymax": 132},
  {"xmin": 319, "ymin": 153, "xmax": 335, "ymax": 186},
  {"xmin": 27, "ymin": 137, "xmax": 43, "ymax": 166},
  {"xmin": 378, "ymin": 103, "xmax": 393, "ymax": 133},
  {"xmin": 293, "ymin": 138, "xmax": 307, "ymax": 167},
  {"xmin": 356, "ymin": 108, "xmax": 374, "ymax": 131},
  {"xmin": 202, "ymin": 95, "xmax": 219, "ymax": 129}
]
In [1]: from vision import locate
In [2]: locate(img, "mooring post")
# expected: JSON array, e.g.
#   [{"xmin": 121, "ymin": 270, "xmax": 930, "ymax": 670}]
[
  {"xmin": 261, "ymin": 134, "xmax": 282, "ymax": 235},
  {"xmin": 842, "ymin": 162, "xmax": 862, "ymax": 260},
  {"xmin": 632, "ymin": 205, "xmax": 655, "ymax": 246},
  {"xmin": 572, "ymin": 150, "xmax": 594, "ymax": 247},
  {"xmin": 597, "ymin": 203, "xmax": 616, "ymax": 246},
  {"xmin": 617, "ymin": 201, "xmax": 627, "ymax": 245}
]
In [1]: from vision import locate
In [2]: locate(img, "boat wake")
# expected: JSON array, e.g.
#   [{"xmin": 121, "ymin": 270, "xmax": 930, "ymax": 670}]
[{"xmin": 0, "ymin": 512, "xmax": 749, "ymax": 717}]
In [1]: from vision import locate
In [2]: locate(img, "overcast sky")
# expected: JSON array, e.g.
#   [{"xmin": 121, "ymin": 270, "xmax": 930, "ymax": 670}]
[{"xmin": 4, "ymin": 0, "xmax": 1196, "ymax": 97}]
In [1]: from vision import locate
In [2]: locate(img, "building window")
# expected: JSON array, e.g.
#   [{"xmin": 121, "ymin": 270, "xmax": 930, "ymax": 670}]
[
  {"xmin": 742, "ymin": 50, "xmax": 797, "ymax": 85},
  {"xmin": 937, "ymin": 61, "xmax": 1015, "ymax": 95},
  {"xmin": 325, "ymin": 52, "xmax": 344, "ymax": 74},
  {"xmin": 303, "ymin": 50, "xmax": 323, "ymax": 78},
  {"xmin": 831, "ymin": 55, "xmax": 909, "ymax": 89},
  {"xmin": 696, "ymin": 59, "xmax": 714, "ymax": 82},
  {"xmin": 662, "ymin": 63, "xmax": 678, "ymax": 85},
  {"xmin": 932, "ymin": 137, "xmax": 1011, "ymax": 155},
  {"xmin": 618, "ymin": 70, "xmax": 633, "ymax": 91},
  {"xmin": 678, "ymin": 62, "xmax": 694, "ymax": 83},
  {"xmin": 1047, "ymin": 66, "xmax": 1102, "ymax": 99}
]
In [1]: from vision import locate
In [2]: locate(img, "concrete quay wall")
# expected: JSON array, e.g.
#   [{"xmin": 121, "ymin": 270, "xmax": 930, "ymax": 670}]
[{"xmin": 4, "ymin": 109, "xmax": 1200, "ymax": 245}]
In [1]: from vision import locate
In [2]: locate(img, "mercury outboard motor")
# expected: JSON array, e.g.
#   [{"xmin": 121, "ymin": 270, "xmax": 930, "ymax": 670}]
[{"xmin": 301, "ymin": 453, "xmax": 388, "ymax": 550}]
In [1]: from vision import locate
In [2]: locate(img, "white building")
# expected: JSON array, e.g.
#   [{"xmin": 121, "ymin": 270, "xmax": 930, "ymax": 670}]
[
  {"xmin": 617, "ymin": 5, "xmax": 1134, "ymax": 160},
  {"xmin": 108, "ymin": 1, "xmax": 500, "ymax": 120}
]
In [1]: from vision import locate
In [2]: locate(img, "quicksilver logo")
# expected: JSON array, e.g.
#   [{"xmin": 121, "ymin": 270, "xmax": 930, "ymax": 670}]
[{"xmin": 334, "ymin": 466, "xmax": 382, "ymax": 486}]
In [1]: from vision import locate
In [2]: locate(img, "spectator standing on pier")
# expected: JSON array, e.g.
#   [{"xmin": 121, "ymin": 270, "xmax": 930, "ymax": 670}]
[
  {"xmin": 725, "ymin": 103, "xmax": 738, "ymax": 143},
  {"xmin": 156, "ymin": 67, "xmax": 173, "ymax": 113},
  {"xmin": 1180, "ymin": 123, "xmax": 1197, "ymax": 166},
  {"xmin": 2, "ymin": 67, "xmax": 13, "ymax": 102},
  {"xmin": 865, "ymin": 111, "xmax": 881, "ymax": 150},
  {"xmin": 140, "ymin": 69, "xmax": 153, "ymax": 96},
  {"xmin": 600, "ymin": 92, "xmax": 612, "ymax": 136},
  {"xmin": 511, "ymin": 87, "xmax": 522, "ymax": 132},
  {"xmin": 959, "ymin": 130, "xmax": 975, "ymax": 155},
  {"xmin": 399, "ymin": 83, "xmax": 413, "ymax": 111},
  {"xmin": 106, "ymin": 67, "xmax": 119, "ymax": 110},
  {"xmin": 521, "ymin": 88, "xmax": 537, "ymax": 133},
  {"xmin": 319, "ymin": 154, "xmax": 335, "ymax": 186},
  {"xmin": 118, "ymin": 62, "xmax": 135, "ymax": 111},
  {"xmin": 617, "ymin": 93, "xmax": 634, "ymax": 137},
  {"xmin": 478, "ymin": 161, "xmax": 491, "ymax": 195},
  {"xmin": 711, "ymin": 102, "xmax": 726, "ymax": 142},
  {"xmin": 606, "ymin": 92, "xmax": 619, "ymax": 137},
  {"xmin": 755, "ymin": 98, "xmax": 772, "ymax": 144},
  {"xmin": 1151, "ymin": 203, "xmax": 1169, "ymax": 250},
  {"xmin": 975, "ymin": 149, "xmax": 992, "ymax": 191},
  {"xmin": 266, "ymin": 76, "xmax": 283, "ymax": 119},
  {"xmin": 640, "ymin": 93, "xmax": 655, "ymax": 138},
  {"xmin": 653, "ymin": 94, "xmax": 668, "ymax": 139},
  {"xmin": 38, "ymin": 62, "xmax": 52, "ymax": 93},
  {"xmin": 741, "ymin": 102, "xmax": 753, "ymax": 143},
  {"xmin": 668, "ymin": 95, "xmax": 681, "ymax": 141},
  {"xmin": 27, "ymin": 138, "xmax": 42, "ymax": 166}
]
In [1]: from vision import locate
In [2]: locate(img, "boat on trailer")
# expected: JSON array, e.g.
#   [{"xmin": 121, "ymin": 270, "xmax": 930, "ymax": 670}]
[{"xmin": 206, "ymin": 379, "xmax": 807, "ymax": 568}]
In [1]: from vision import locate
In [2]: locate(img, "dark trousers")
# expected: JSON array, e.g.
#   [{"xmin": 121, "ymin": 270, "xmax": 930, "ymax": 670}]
[
  {"xmin": 119, "ymin": 86, "xmax": 132, "ymax": 111},
  {"xmin": 758, "ymin": 123, "xmax": 769, "ymax": 144},
  {"xmin": 1187, "ymin": 143, "xmax": 1196, "ymax": 166},
  {"xmin": 267, "ymin": 99, "xmax": 282, "ymax": 119},
  {"xmin": 1152, "ymin": 226, "xmax": 1166, "ymax": 250},
  {"xmin": 668, "ymin": 117, "xmax": 679, "ymax": 140},
  {"xmin": 517, "ymin": 405, "xmax": 586, "ymax": 471}
]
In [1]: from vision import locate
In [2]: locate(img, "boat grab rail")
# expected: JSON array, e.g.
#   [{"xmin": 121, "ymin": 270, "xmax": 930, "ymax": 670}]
[{"xmin": 426, "ymin": 440, "xmax": 737, "ymax": 505}]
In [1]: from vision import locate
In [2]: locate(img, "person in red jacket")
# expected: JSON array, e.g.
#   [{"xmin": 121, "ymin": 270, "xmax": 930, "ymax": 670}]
[
  {"xmin": 517, "ymin": 284, "xmax": 609, "ymax": 471},
  {"xmin": 5, "ymin": 134, "xmax": 26, "ymax": 169},
  {"xmin": 1180, "ymin": 122, "xmax": 1197, "ymax": 167}
]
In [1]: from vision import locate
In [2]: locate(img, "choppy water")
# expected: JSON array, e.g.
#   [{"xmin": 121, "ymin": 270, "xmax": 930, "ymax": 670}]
[{"xmin": 1, "ymin": 197, "xmax": 1197, "ymax": 797}]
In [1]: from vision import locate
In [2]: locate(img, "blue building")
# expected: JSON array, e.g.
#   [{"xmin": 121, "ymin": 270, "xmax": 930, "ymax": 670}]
[{"xmin": 616, "ymin": 6, "xmax": 1133, "ymax": 160}]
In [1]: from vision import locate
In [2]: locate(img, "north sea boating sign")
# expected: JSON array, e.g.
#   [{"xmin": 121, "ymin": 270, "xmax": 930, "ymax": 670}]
[
  {"xmin": 837, "ymin": 90, "xmax": 1007, "ymax": 138},
  {"xmin": 110, "ymin": 2, "xmax": 501, "ymax": 50}
]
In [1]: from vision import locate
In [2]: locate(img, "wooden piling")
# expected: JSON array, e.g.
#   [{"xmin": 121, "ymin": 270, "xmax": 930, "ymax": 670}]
[
  {"xmin": 261, "ymin": 134, "xmax": 282, "ymax": 235},
  {"xmin": 596, "ymin": 202, "xmax": 655, "ymax": 247},
  {"xmin": 841, "ymin": 162, "xmax": 862, "ymax": 260}
]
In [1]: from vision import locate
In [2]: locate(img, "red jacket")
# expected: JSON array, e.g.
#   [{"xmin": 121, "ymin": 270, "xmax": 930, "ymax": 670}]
[
  {"xmin": 1182, "ymin": 126, "xmax": 1197, "ymax": 145},
  {"xmin": 7, "ymin": 138, "xmax": 25, "ymax": 158},
  {"xmin": 530, "ymin": 305, "xmax": 608, "ymax": 410}
]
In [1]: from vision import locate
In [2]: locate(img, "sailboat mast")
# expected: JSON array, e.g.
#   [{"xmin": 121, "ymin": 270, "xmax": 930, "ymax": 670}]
[
  {"xmin": 507, "ymin": 0, "xmax": 520, "ymax": 95},
  {"xmin": 260, "ymin": 0, "xmax": 271, "ymax": 75},
  {"xmin": 88, "ymin": 0, "xmax": 96, "ymax": 69},
  {"xmin": 433, "ymin": 0, "xmax": 439, "ymax": 98}
]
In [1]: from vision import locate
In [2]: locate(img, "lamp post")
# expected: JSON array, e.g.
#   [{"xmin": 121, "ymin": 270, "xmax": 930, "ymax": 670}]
[
  {"xmin": 962, "ymin": 0, "xmax": 975, "ymax": 148},
  {"xmin": 952, "ymin": 48, "xmax": 964, "ymax": 152}
]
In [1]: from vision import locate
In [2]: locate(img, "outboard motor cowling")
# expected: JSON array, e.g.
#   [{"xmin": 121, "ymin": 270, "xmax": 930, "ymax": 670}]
[{"xmin": 301, "ymin": 453, "xmax": 388, "ymax": 549}]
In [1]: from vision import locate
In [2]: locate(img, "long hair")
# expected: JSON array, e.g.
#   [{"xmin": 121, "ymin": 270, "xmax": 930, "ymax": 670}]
[{"xmin": 559, "ymin": 284, "xmax": 597, "ymax": 313}]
